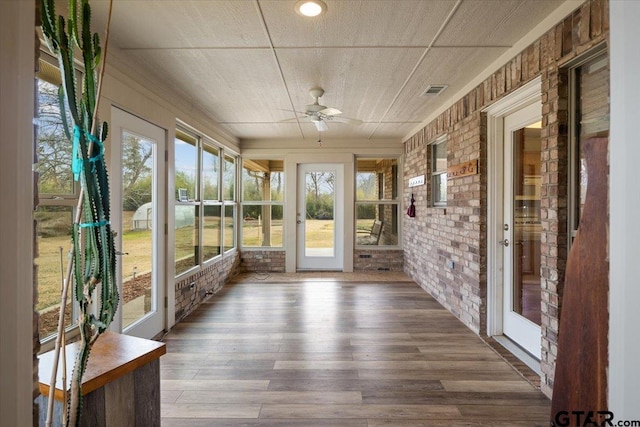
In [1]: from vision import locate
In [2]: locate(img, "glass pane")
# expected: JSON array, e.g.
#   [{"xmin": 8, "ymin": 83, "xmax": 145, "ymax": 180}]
[
  {"xmin": 242, "ymin": 160, "xmax": 284, "ymax": 202},
  {"xmin": 356, "ymin": 158, "xmax": 398, "ymax": 201},
  {"xmin": 432, "ymin": 173, "xmax": 447, "ymax": 205},
  {"xmin": 242, "ymin": 205, "xmax": 283, "ymax": 247},
  {"xmin": 202, "ymin": 145, "xmax": 219, "ymax": 201},
  {"xmin": 433, "ymin": 142, "xmax": 447, "ymax": 172},
  {"xmin": 175, "ymin": 134, "xmax": 198, "ymax": 201},
  {"xmin": 356, "ymin": 171, "xmax": 377, "ymax": 200},
  {"xmin": 305, "ymin": 171, "xmax": 335, "ymax": 257},
  {"xmin": 175, "ymin": 204, "xmax": 199, "ymax": 275},
  {"xmin": 432, "ymin": 141, "xmax": 447, "ymax": 206},
  {"xmin": 512, "ymin": 124, "xmax": 542, "ymax": 326},
  {"xmin": 224, "ymin": 205, "xmax": 236, "ymax": 251},
  {"xmin": 575, "ymin": 54, "xmax": 609, "ymax": 226},
  {"xmin": 202, "ymin": 205, "xmax": 221, "ymax": 260},
  {"xmin": 356, "ymin": 204, "xmax": 399, "ymax": 246},
  {"xmin": 223, "ymin": 154, "xmax": 235, "ymax": 201},
  {"xmin": 35, "ymin": 77, "xmax": 75, "ymax": 195},
  {"xmin": 35, "ymin": 206, "xmax": 75, "ymax": 340},
  {"xmin": 121, "ymin": 133, "xmax": 155, "ymax": 328}
]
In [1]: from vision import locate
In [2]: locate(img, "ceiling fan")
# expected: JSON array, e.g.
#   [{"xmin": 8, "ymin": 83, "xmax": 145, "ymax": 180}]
[{"xmin": 285, "ymin": 87, "xmax": 362, "ymax": 132}]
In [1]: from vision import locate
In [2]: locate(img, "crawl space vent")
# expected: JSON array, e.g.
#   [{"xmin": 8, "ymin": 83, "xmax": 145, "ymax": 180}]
[{"xmin": 421, "ymin": 84, "xmax": 448, "ymax": 96}]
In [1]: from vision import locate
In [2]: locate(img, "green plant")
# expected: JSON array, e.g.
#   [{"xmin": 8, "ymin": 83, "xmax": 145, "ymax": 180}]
[{"xmin": 40, "ymin": 0, "xmax": 117, "ymax": 425}]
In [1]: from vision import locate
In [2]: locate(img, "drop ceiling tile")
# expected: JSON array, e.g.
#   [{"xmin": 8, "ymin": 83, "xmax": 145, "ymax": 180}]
[
  {"xmin": 366, "ymin": 122, "xmax": 422, "ymax": 140},
  {"xmin": 223, "ymin": 123, "xmax": 304, "ymax": 140},
  {"xmin": 91, "ymin": 0, "xmax": 269, "ymax": 48},
  {"xmin": 276, "ymin": 47, "xmax": 426, "ymax": 122},
  {"xmin": 385, "ymin": 46, "xmax": 509, "ymax": 122},
  {"xmin": 261, "ymin": 0, "xmax": 457, "ymax": 47},
  {"xmin": 120, "ymin": 48, "xmax": 292, "ymax": 123},
  {"xmin": 434, "ymin": 0, "xmax": 565, "ymax": 47}
]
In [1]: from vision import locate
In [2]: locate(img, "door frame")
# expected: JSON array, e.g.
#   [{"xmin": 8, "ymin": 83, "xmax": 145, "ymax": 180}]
[
  {"xmin": 502, "ymin": 103, "xmax": 542, "ymax": 358},
  {"xmin": 484, "ymin": 77, "xmax": 541, "ymax": 342},
  {"xmin": 284, "ymin": 153, "xmax": 354, "ymax": 273},
  {"xmin": 296, "ymin": 163, "xmax": 344, "ymax": 270},
  {"xmin": 110, "ymin": 107, "xmax": 167, "ymax": 339}
]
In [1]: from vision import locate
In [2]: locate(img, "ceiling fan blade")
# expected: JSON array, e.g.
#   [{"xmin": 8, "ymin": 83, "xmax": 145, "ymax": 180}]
[
  {"xmin": 319, "ymin": 107, "xmax": 342, "ymax": 116},
  {"xmin": 331, "ymin": 116, "xmax": 362, "ymax": 126},
  {"xmin": 314, "ymin": 119, "xmax": 329, "ymax": 132}
]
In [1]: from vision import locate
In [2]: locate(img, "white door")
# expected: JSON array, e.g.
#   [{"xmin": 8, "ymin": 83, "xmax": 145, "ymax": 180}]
[
  {"xmin": 110, "ymin": 108, "xmax": 166, "ymax": 339},
  {"xmin": 296, "ymin": 163, "xmax": 344, "ymax": 270},
  {"xmin": 501, "ymin": 103, "xmax": 542, "ymax": 358}
]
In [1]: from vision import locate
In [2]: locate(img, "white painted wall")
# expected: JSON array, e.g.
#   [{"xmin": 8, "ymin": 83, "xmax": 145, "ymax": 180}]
[
  {"xmin": 609, "ymin": 1, "xmax": 640, "ymax": 419},
  {"xmin": 0, "ymin": 1, "xmax": 36, "ymax": 425}
]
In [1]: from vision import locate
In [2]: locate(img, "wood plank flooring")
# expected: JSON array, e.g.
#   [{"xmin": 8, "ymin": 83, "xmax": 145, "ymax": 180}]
[{"xmin": 160, "ymin": 272, "xmax": 550, "ymax": 426}]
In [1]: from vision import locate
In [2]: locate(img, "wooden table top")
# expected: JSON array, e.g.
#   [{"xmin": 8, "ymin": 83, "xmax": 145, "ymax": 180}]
[{"xmin": 39, "ymin": 332, "xmax": 166, "ymax": 400}]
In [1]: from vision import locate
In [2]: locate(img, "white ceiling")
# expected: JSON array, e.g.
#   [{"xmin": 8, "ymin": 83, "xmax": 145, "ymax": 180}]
[{"xmin": 90, "ymin": 0, "xmax": 569, "ymax": 143}]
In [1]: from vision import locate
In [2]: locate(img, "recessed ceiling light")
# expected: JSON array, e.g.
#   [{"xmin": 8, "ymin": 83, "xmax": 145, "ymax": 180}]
[{"xmin": 295, "ymin": 0, "xmax": 327, "ymax": 17}]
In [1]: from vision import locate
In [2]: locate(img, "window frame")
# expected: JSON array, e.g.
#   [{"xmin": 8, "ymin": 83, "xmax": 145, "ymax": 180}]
[
  {"xmin": 355, "ymin": 156, "xmax": 401, "ymax": 248},
  {"xmin": 35, "ymin": 52, "xmax": 82, "ymax": 349},
  {"xmin": 174, "ymin": 126, "xmax": 238, "ymax": 280},
  {"xmin": 240, "ymin": 158, "xmax": 285, "ymax": 250},
  {"xmin": 430, "ymin": 135, "xmax": 448, "ymax": 208},
  {"xmin": 566, "ymin": 44, "xmax": 609, "ymax": 249}
]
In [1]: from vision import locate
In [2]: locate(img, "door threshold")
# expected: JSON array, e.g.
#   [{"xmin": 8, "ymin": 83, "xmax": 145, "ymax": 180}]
[{"xmin": 492, "ymin": 335, "xmax": 541, "ymax": 375}]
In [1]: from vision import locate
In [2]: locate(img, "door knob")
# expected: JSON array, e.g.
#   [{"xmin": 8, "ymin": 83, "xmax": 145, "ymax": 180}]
[{"xmin": 498, "ymin": 239, "xmax": 510, "ymax": 247}]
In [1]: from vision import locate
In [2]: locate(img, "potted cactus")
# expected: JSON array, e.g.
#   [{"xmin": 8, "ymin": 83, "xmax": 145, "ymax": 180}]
[{"xmin": 39, "ymin": 0, "xmax": 118, "ymax": 425}]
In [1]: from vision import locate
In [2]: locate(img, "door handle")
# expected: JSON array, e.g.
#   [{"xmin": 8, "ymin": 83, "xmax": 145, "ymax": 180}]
[{"xmin": 498, "ymin": 239, "xmax": 510, "ymax": 247}]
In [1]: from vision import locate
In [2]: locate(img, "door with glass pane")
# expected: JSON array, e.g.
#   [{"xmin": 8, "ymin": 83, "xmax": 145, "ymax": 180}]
[
  {"xmin": 111, "ymin": 108, "xmax": 165, "ymax": 339},
  {"xmin": 296, "ymin": 164, "xmax": 343, "ymax": 270},
  {"xmin": 501, "ymin": 103, "xmax": 542, "ymax": 358}
]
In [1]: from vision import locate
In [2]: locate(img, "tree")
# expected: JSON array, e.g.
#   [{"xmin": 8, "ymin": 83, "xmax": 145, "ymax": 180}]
[
  {"xmin": 122, "ymin": 135, "xmax": 152, "ymax": 210},
  {"xmin": 305, "ymin": 172, "xmax": 334, "ymax": 219},
  {"xmin": 36, "ymin": 80, "xmax": 74, "ymax": 194}
]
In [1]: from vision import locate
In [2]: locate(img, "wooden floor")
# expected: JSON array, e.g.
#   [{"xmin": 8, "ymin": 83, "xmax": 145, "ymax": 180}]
[{"xmin": 160, "ymin": 272, "xmax": 550, "ymax": 426}]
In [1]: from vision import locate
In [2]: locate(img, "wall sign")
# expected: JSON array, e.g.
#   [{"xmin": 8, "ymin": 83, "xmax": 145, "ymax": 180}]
[
  {"xmin": 408, "ymin": 175, "xmax": 425, "ymax": 187},
  {"xmin": 447, "ymin": 159, "xmax": 478, "ymax": 179}
]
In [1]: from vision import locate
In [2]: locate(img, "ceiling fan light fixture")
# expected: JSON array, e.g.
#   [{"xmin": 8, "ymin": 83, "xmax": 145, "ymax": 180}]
[{"xmin": 295, "ymin": 0, "xmax": 327, "ymax": 17}]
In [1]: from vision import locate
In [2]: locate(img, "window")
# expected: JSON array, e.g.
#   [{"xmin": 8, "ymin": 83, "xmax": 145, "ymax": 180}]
[
  {"xmin": 568, "ymin": 49, "xmax": 609, "ymax": 246},
  {"xmin": 35, "ymin": 54, "xmax": 80, "ymax": 341},
  {"xmin": 355, "ymin": 158, "xmax": 399, "ymax": 246},
  {"xmin": 431, "ymin": 136, "xmax": 447, "ymax": 207},
  {"xmin": 241, "ymin": 160, "xmax": 284, "ymax": 248},
  {"xmin": 174, "ymin": 128, "xmax": 237, "ymax": 277}
]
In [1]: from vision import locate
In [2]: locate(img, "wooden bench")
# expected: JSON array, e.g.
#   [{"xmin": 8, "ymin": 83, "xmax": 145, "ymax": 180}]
[{"xmin": 37, "ymin": 332, "xmax": 166, "ymax": 426}]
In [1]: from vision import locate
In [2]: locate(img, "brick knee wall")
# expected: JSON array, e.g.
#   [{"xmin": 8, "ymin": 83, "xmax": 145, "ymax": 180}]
[
  {"xmin": 354, "ymin": 250, "xmax": 404, "ymax": 271},
  {"xmin": 175, "ymin": 252, "xmax": 241, "ymax": 322},
  {"xmin": 239, "ymin": 250, "xmax": 286, "ymax": 272}
]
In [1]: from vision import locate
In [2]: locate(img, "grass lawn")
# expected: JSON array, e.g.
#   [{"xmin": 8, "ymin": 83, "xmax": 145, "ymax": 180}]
[{"xmin": 37, "ymin": 216, "xmax": 364, "ymax": 313}]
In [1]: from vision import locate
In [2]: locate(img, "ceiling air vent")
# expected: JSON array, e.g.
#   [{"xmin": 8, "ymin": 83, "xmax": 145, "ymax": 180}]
[{"xmin": 421, "ymin": 84, "xmax": 448, "ymax": 97}]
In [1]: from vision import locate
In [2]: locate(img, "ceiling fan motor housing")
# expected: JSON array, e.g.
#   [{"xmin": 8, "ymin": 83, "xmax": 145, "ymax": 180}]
[{"xmin": 309, "ymin": 87, "xmax": 325, "ymax": 99}]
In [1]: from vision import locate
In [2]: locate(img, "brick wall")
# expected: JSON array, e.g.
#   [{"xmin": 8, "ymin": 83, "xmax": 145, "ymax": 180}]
[
  {"xmin": 239, "ymin": 250, "xmax": 286, "ymax": 272},
  {"xmin": 402, "ymin": 0, "xmax": 608, "ymax": 398},
  {"xmin": 354, "ymin": 249, "xmax": 403, "ymax": 271},
  {"xmin": 175, "ymin": 252, "xmax": 240, "ymax": 322},
  {"xmin": 404, "ymin": 112, "xmax": 486, "ymax": 334}
]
